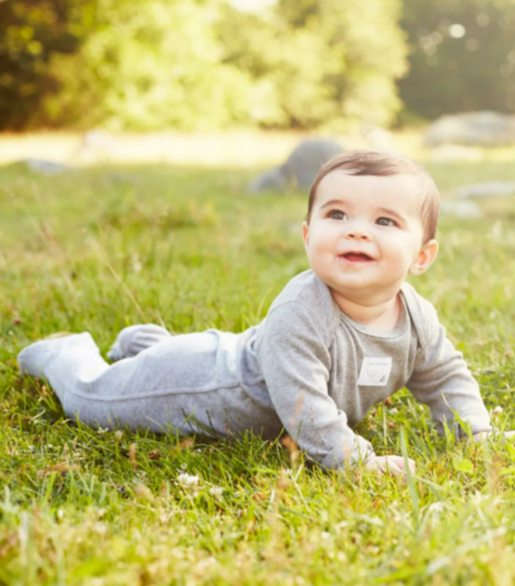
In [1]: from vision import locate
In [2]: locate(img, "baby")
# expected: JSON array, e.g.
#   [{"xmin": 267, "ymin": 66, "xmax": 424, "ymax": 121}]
[{"xmin": 18, "ymin": 150, "xmax": 495, "ymax": 476}]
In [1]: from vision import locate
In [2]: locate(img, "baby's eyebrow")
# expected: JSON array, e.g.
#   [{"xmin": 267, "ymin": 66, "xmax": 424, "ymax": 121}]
[{"xmin": 319, "ymin": 198, "xmax": 347, "ymax": 209}]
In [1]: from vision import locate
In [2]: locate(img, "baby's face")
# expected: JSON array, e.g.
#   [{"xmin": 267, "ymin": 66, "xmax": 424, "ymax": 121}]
[{"xmin": 303, "ymin": 171, "xmax": 433, "ymax": 303}]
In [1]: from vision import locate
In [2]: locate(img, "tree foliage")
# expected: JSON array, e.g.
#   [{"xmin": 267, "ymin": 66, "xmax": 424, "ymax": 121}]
[
  {"xmin": 398, "ymin": 0, "xmax": 515, "ymax": 120},
  {"xmin": 44, "ymin": 0, "xmax": 253, "ymax": 130},
  {"xmin": 217, "ymin": 0, "xmax": 407, "ymax": 129},
  {"xmin": 0, "ymin": 0, "xmax": 94, "ymax": 129},
  {"xmin": 0, "ymin": 0, "xmax": 407, "ymax": 131}
]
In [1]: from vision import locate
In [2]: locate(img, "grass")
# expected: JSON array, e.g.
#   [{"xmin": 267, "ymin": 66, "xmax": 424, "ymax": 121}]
[{"xmin": 1, "ymin": 152, "xmax": 515, "ymax": 585}]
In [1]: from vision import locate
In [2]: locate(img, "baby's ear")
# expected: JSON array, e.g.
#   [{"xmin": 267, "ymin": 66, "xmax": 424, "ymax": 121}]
[
  {"xmin": 409, "ymin": 239, "xmax": 438, "ymax": 275},
  {"xmin": 302, "ymin": 221, "xmax": 310, "ymax": 249}
]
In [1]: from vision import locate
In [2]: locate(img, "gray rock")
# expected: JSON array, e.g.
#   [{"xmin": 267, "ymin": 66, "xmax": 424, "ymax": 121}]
[
  {"xmin": 424, "ymin": 111, "xmax": 515, "ymax": 147},
  {"xmin": 455, "ymin": 181, "xmax": 515, "ymax": 199},
  {"xmin": 248, "ymin": 139, "xmax": 344, "ymax": 193},
  {"xmin": 429, "ymin": 145, "xmax": 482, "ymax": 161},
  {"xmin": 284, "ymin": 139, "xmax": 344, "ymax": 190},
  {"xmin": 440, "ymin": 200, "xmax": 482, "ymax": 219},
  {"xmin": 247, "ymin": 167, "xmax": 289, "ymax": 194},
  {"xmin": 18, "ymin": 159, "xmax": 72, "ymax": 175}
]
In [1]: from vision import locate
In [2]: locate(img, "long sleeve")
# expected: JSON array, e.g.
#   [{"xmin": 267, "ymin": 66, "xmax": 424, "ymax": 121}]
[
  {"xmin": 256, "ymin": 302, "xmax": 375, "ymax": 470},
  {"xmin": 406, "ymin": 302, "xmax": 491, "ymax": 436}
]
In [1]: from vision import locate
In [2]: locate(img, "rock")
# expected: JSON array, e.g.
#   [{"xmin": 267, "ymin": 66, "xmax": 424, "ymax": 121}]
[
  {"xmin": 424, "ymin": 111, "xmax": 515, "ymax": 147},
  {"xmin": 455, "ymin": 181, "xmax": 515, "ymax": 199},
  {"xmin": 247, "ymin": 167, "xmax": 289, "ymax": 194},
  {"xmin": 284, "ymin": 139, "xmax": 344, "ymax": 190},
  {"xmin": 18, "ymin": 159, "xmax": 72, "ymax": 175},
  {"xmin": 429, "ymin": 145, "xmax": 482, "ymax": 161},
  {"xmin": 247, "ymin": 139, "xmax": 344, "ymax": 193},
  {"xmin": 440, "ymin": 200, "xmax": 482, "ymax": 218}
]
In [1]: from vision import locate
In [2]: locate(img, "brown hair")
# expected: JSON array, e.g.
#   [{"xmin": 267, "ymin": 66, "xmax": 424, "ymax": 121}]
[{"xmin": 307, "ymin": 150, "xmax": 440, "ymax": 243}]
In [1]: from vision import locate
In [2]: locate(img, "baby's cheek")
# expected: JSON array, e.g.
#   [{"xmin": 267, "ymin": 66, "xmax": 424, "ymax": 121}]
[
  {"xmin": 310, "ymin": 245, "xmax": 331, "ymax": 267},
  {"xmin": 313, "ymin": 231, "xmax": 334, "ymax": 251},
  {"xmin": 306, "ymin": 250, "xmax": 325, "ymax": 273}
]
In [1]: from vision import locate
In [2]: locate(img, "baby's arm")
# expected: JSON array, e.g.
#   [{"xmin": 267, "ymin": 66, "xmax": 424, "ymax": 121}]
[
  {"xmin": 256, "ymin": 303, "xmax": 376, "ymax": 470},
  {"xmin": 407, "ymin": 310, "xmax": 491, "ymax": 437}
]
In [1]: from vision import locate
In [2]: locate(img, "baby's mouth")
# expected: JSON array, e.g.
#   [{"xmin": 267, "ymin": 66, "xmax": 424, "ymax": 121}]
[{"xmin": 341, "ymin": 252, "xmax": 375, "ymax": 262}]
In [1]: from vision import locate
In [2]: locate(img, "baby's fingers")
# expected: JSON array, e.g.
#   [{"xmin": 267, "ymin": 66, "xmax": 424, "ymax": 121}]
[
  {"xmin": 385, "ymin": 455, "xmax": 416, "ymax": 474},
  {"xmin": 384, "ymin": 463, "xmax": 404, "ymax": 477},
  {"xmin": 371, "ymin": 456, "xmax": 417, "ymax": 478},
  {"xmin": 369, "ymin": 456, "xmax": 403, "ymax": 477}
]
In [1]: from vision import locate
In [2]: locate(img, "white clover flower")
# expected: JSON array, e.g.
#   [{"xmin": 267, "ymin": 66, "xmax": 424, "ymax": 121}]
[
  {"xmin": 491, "ymin": 406, "xmax": 503, "ymax": 416},
  {"xmin": 209, "ymin": 486, "xmax": 224, "ymax": 498},
  {"xmin": 177, "ymin": 473, "xmax": 200, "ymax": 488}
]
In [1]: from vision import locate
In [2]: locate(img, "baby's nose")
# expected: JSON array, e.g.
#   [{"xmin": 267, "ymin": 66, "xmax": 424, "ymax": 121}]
[{"xmin": 344, "ymin": 225, "xmax": 372, "ymax": 241}]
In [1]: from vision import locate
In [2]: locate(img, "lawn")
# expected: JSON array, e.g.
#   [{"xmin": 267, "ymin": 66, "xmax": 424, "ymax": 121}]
[{"xmin": 1, "ymin": 150, "xmax": 515, "ymax": 585}]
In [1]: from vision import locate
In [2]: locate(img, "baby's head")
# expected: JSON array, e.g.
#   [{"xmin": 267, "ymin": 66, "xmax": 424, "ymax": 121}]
[
  {"xmin": 307, "ymin": 150, "xmax": 439, "ymax": 244},
  {"xmin": 302, "ymin": 150, "xmax": 440, "ymax": 304}
]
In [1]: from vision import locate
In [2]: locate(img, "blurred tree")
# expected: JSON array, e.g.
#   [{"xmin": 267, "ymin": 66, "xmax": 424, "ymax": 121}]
[
  {"xmin": 398, "ymin": 0, "xmax": 515, "ymax": 120},
  {"xmin": 217, "ymin": 0, "xmax": 407, "ymax": 129},
  {"xmin": 45, "ymin": 0, "xmax": 253, "ymax": 130},
  {"xmin": 0, "ymin": 0, "xmax": 94, "ymax": 129},
  {"xmin": 0, "ymin": 0, "xmax": 408, "ymax": 131}
]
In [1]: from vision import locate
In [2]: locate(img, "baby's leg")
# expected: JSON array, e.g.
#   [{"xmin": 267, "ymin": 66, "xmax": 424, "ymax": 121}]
[
  {"xmin": 107, "ymin": 324, "xmax": 172, "ymax": 361},
  {"xmin": 17, "ymin": 331, "xmax": 246, "ymax": 436}
]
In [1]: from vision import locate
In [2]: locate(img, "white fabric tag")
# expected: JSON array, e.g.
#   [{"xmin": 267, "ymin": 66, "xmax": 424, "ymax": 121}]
[{"xmin": 358, "ymin": 357, "xmax": 392, "ymax": 387}]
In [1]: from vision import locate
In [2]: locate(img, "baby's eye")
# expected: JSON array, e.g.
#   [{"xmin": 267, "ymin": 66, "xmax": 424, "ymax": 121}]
[
  {"xmin": 328, "ymin": 210, "xmax": 347, "ymax": 220},
  {"xmin": 376, "ymin": 217, "xmax": 397, "ymax": 227}
]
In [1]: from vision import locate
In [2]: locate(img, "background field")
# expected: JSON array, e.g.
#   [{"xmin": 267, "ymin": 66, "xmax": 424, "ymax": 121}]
[{"xmin": 1, "ymin": 146, "xmax": 515, "ymax": 585}]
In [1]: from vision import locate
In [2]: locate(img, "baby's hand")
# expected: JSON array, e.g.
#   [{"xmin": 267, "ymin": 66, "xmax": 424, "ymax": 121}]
[
  {"xmin": 366, "ymin": 455, "xmax": 416, "ymax": 477},
  {"xmin": 107, "ymin": 324, "xmax": 172, "ymax": 361},
  {"xmin": 473, "ymin": 430, "xmax": 515, "ymax": 441}
]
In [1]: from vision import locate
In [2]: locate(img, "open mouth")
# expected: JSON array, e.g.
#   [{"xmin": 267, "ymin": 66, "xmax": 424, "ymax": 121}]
[{"xmin": 341, "ymin": 252, "xmax": 374, "ymax": 262}]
